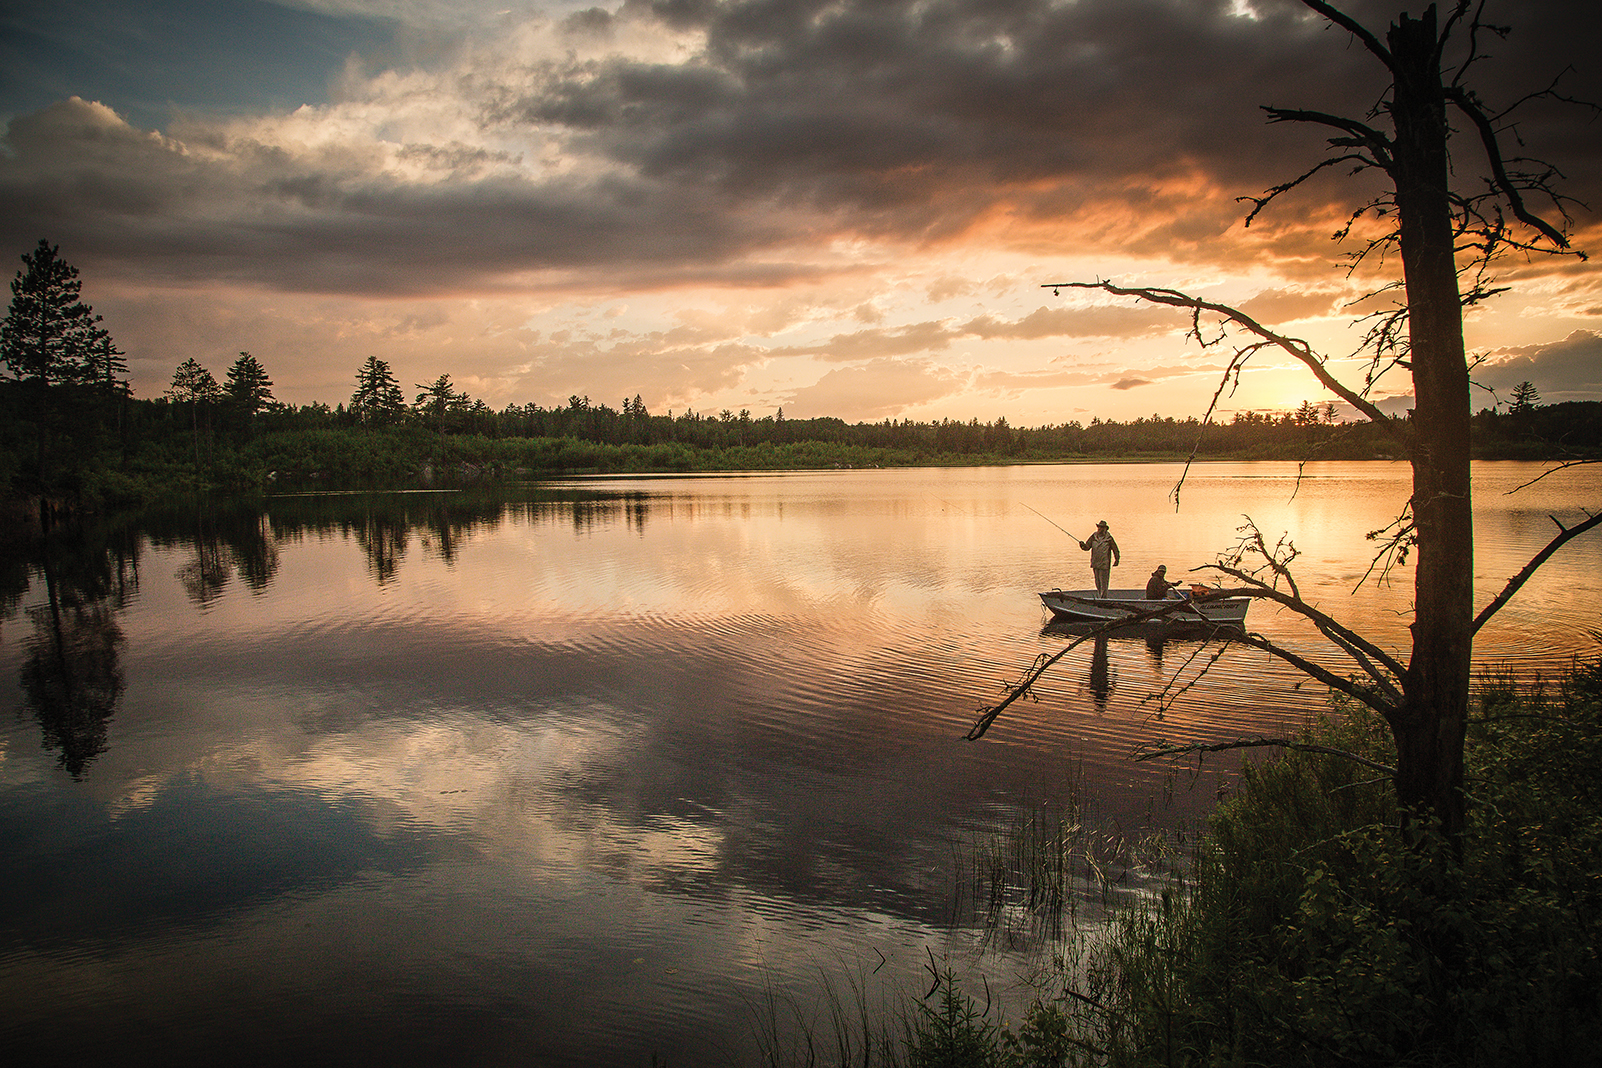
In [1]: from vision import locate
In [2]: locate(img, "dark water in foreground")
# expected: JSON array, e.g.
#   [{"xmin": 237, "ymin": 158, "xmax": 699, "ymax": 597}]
[{"xmin": 2, "ymin": 462, "xmax": 1598, "ymax": 1066}]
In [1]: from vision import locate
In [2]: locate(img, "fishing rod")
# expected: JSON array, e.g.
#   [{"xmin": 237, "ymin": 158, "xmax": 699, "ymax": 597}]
[{"xmin": 1020, "ymin": 503, "xmax": 1080, "ymax": 544}]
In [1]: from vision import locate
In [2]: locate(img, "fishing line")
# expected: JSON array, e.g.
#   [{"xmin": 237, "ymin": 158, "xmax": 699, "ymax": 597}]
[{"xmin": 1020, "ymin": 502, "xmax": 1080, "ymax": 544}]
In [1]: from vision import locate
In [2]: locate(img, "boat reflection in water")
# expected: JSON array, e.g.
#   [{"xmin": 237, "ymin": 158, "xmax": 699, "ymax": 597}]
[
  {"xmin": 1041, "ymin": 616, "xmax": 1250, "ymax": 718},
  {"xmin": 1041, "ymin": 616, "xmax": 1248, "ymax": 650},
  {"xmin": 1089, "ymin": 635, "xmax": 1113, "ymax": 712}
]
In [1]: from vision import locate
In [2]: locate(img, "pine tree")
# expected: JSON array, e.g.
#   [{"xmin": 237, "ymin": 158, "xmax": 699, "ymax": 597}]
[
  {"xmin": 0, "ymin": 240, "xmax": 101, "ymax": 386},
  {"xmin": 0, "ymin": 240, "xmax": 127, "ymax": 500},
  {"xmin": 351, "ymin": 356, "xmax": 406, "ymax": 426},
  {"xmin": 413, "ymin": 373, "xmax": 467, "ymax": 435},
  {"xmin": 1509, "ymin": 380, "xmax": 1540, "ymax": 415},
  {"xmin": 167, "ymin": 358, "xmax": 219, "ymax": 406},
  {"xmin": 86, "ymin": 327, "xmax": 128, "ymax": 390},
  {"xmin": 223, "ymin": 352, "xmax": 275, "ymax": 428}
]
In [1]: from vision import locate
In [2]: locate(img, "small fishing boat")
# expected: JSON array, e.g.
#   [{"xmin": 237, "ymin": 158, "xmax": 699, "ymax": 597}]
[{"xmin": 1038, "ymin": 587, "xmax": 1250, "ymax": 625}]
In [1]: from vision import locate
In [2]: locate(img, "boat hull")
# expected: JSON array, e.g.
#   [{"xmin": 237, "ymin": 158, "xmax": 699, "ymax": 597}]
[{"xmin": 1038, "ymin": 589, "xmax": 1249, "ymax": 625}]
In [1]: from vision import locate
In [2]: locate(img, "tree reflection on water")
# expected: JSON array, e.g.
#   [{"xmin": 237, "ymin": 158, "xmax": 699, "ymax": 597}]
[
  {"xmin": 4, "ymin": 487, "xmax": 637, "ymax": 776},
  {"xmin": 23, "ymin": 596, "xmax": 124, "ymax": 777},
  {"xmin": 10, "ymin": 524, "xmax": 138, "ymax": 779}
]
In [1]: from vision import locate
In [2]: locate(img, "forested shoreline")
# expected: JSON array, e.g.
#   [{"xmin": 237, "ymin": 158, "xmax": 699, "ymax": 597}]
[
  {"xmin": 4, "ymin": 370, "xmax": 1598, "ymax": 515},
  {"xmin": 3, "ymin": 238, "xmax": 1598, "ymax": 518}
]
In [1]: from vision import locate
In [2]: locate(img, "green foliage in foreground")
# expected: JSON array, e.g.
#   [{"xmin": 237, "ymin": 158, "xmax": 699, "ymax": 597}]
[
  {"xmin": 770, "ymin": 660, "xmax": 1602, "ymax": 1067},
  {"xmin": 1081, "ymin": 662, "xmax": 1602, "ymax": 1068}
]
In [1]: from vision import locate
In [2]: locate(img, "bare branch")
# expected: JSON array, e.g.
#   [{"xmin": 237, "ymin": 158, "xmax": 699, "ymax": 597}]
[
  {"xmin": 1135, "ymin": 737, "xmax": 1396, "ymax": 776},
  {"xmin": 1298, "ymin": 0, "xmax": 1396, "ymax": 73},
  {"xmin": 1443, "ymin": 0, "xmax": 1495, "ymax": 84},
  {"xmin": 1258, "ymin": 106, "xmax": 1374, "ymax": 139},
  {"xmin": 1507, "ymin": 459, "xmax": 1602, "ymax": 493},
  {"xmin": 966, "ymin": 644, "xmax": 1077, "ymax": 742},
  {"xmin": 1472, "ymin": 509, "xmax": 1602, "ymax": 634},
  {"xmin": 1222, "ymin": 627, "xmax": 1396, "ymax": 718},
  {"xmin": 967, "ymin": 598, "xmax": 1248, "ymax": 741},
  {"xmin": 1446, "ymin": 86, "xmax": 1573, "ymax": 250},
  {"xmin": 1170, "ymin": 345, "xmax": 1255, "ymax": 509},
  {"xmin": 1139, "ymin": 633, "xmax": 1239, "ymax": 719},
  {"xmin": 1482, "ymin": 64, "xmax": 1599, "ymax": 123},
  {"xmin": 1260, "ymin": 107, "xmax": 1390, "ymax": 154},
  {"xmin": 1206, "ymin": 518, "xmax": 1407, "ymax": 698},
  {"xmin": 1199, "ymin": 571, "xmax": 1406, "ymax": 708},
  {"xmin": 1240, "ymin": 150, "xmax": 1384, "ymax": 227},
  {"xmin": 1047, "ymin": 281, "xmax": 1398, "ymax": 436},
  {"xmin": 1358, "ymin": 507, "xmax": 1418, "ymax": 588},
  {"xmin": 1220, "ymin": 523, "xmax": 1304, "ymax": 601}
]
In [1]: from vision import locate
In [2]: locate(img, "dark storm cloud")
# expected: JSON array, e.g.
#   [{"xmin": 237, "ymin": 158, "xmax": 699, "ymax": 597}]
[
  {"xmin": 509, "ymin": 0, "xmax": 1310, "ymax": 234},
  {"xmin": 2, "ymin": 0, "xmax": 1598, "ymax": 295},
  {"xmin": 0, "ymin": 97, "xmax": 782, "ymax": 295},
  {"xmin": 566, "ymin": 0, "xmax": 1602, "ymax": 228}
]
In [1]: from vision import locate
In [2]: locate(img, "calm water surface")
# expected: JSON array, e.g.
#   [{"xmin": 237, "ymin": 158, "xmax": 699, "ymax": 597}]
[{"xmin": 2, "ymin": 462, "xmax": 1598, "ymax": 1066}]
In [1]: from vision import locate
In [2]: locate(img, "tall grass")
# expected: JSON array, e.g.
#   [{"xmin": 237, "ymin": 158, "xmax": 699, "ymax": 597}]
[
  {"xmin": 949, "ymin": 795, "xmax": 1183, "ymax": 955},
  {"xmin": 751, "ymin": 771, "xmax": 1181, "ymax": 1067},
  {"xmin": 748, "ymin": 960, "xmax": 1102, "ymax": 1068}
]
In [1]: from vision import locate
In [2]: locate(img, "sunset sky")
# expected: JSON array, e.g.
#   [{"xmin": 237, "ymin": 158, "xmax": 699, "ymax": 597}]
[{"xmin": 2, "ymin": 0, "xmax": 1599, "ymax": 425}]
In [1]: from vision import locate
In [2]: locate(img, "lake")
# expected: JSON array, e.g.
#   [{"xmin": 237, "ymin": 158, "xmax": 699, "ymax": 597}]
[{"xmin": 2, "ymin": 461, "xmax": 1598, "ymax": 1066}]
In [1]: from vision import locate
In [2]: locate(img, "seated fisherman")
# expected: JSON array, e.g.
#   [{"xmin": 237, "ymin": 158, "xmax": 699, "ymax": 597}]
[{"xmin": 1145, "ymin": 565, "xmax": 1180, "ymax": 600}]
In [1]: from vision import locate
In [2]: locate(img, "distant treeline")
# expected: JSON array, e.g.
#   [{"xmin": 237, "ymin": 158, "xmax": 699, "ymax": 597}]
[
  {"xmin": 1469, "ymin": 400, "xmax": 1602, "ymax": 459},
  {"xmin": 6, "ymin": 373, "xmax": 1598, "ymax": 513},
  {"xmin": 3, "ymin": 240, "xmax": 1597, "ymax": 513}
]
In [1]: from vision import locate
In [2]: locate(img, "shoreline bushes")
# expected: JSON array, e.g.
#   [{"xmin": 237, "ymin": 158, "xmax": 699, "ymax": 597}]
[
  {"xmin": 1059, "ymin": 661, "xmax": 1602, "ymax": 1068},
  {"xmin": 776, "ymin": 659, "xmax": 1602, "ymax": 1067}
]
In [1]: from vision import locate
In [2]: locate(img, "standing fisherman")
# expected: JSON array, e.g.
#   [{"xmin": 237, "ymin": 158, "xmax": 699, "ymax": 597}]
[{"xmin": 1078, "ymin": 520, "xmax": 1120, "ymax": 597}]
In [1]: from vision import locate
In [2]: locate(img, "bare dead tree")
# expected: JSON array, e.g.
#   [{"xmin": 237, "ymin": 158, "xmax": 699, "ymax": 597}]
[{"xmin": 1002, "ymin": 1, "xmax": 1598, "ymax": 845}]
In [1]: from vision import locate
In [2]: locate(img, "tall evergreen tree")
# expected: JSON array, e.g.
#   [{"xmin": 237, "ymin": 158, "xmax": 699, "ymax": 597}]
[
  {"xmin": 223, "ymin": 352, "xmax": 275, "ymax": 430},
  {"xmin": 0, "ymin": 240, "xmax": 126, "ymax": 501},
  {"xmin": 414, "ymin": 373, "xmax": 467, "ymax": 436},
  {"xmin": 0, "ymin": 240, "xmax": 101, "ymax": 386},
  {"xmin": 167, "ymin": 358, "xmax": 220, "ymax": 406},
  {"xmin": 351, "ymin": 356, "xmax": 406, "ymax": 426},
  {"xmin": 80, "ymin": 324, "xmax": 129, "ymax": 395},
  {"xmin": 1509, "ymin": 380, "xmax": 1540, "ymax": 414}
]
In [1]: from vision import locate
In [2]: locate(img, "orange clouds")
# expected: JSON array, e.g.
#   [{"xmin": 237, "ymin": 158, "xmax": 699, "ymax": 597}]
[{"xmin": 2, "ymin": 1, "xmax": 1599, "ymax": 422}]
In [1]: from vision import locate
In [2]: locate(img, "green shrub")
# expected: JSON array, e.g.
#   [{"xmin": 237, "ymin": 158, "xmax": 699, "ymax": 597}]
[
  {"xmin": 904, "ymin": 970, "xmax": 1003, "ymax": 1068},
  {"xmin": 1088, "ymin": 669, "xmax": 1602, "ymax": 1068}
]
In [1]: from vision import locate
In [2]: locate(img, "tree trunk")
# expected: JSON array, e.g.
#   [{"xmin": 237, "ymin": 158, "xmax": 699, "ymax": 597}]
[
  {"xmin": 1387, "ymin": 8, "xmax": 1474, "ymax": 842},
  {"xmin": 191, "ymin": 401, "xmax": 201, "ymax": 478}
]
